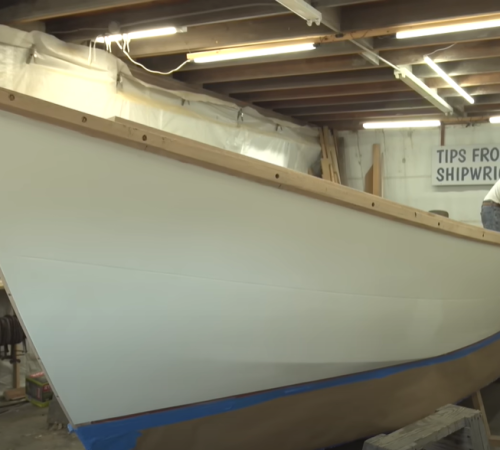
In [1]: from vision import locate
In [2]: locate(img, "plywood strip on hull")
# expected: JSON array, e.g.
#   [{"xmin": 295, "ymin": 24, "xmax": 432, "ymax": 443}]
[{"xmin": 0, "ymin": 89, "xmax": 499, "ymax": 449}]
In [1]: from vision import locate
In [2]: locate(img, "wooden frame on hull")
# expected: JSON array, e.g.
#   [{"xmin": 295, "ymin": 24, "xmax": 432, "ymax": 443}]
[{"xmin": 0, "ymin": 87, "xmax": 496, "ymax": 246}]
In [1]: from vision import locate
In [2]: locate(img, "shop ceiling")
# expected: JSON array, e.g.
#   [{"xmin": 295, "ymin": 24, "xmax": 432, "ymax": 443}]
[{"xmin": 3, "ymin": 0, "xmax": 500, "ymax": 129}]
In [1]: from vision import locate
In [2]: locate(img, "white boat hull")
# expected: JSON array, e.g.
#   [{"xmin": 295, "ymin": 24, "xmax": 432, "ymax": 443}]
[{"xmin": 0, "ymin": 93, "xmax": 499, "ymax": 449}]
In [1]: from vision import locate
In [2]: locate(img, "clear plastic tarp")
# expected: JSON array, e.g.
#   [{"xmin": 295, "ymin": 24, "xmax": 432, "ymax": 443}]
[{"xmin": 0, "ymin": 25, "xmax": 320, "ymax": 173}]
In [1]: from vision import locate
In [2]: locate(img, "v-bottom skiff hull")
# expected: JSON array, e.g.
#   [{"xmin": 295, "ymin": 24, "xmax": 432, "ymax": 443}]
[{"xmin": 0, "ymin": 90, "xmax": 500, "ymax": 450}]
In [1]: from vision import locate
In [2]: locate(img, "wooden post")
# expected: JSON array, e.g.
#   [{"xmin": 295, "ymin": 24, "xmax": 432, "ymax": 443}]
[
  {"xmin": 319, "ymin": 127, "xmax": 341, "ymax": 184},
  {"xmin": 13, "ymin": 344, "xmax": 20, "ymax": 388},
  {"xmin": 365, "ymin": 144, "xmax": 382, "ymax": 196},
  {"xmin": 372, "ymin": 144, "xmax": 382, "ymax": 197}
]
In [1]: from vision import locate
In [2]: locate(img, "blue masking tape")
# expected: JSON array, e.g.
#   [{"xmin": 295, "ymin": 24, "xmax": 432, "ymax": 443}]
[{"xmin": 75, "ymin": 331, "xmax": 500, "ymax": 450}]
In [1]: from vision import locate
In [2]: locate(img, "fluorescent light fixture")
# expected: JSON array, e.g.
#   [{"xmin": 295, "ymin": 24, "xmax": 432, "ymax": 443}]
[
  {"xmin": 275, "ymin": 0, "xmax": 322, "ymax": 26},
  {"xmin": 396, "ymin": 18, "xmax": 500, "ymax": 39},
  {"xmin": 187, "ymin": 43, "xmax": 316, "ymax": 64},
  {"xmin": 490, "ymin": 116, "xmax": 500, "ymax": 124},
  {"xmin": 423, "ymin": 56, "xmax": 474, "ymax": 104},
  {"xmin": 363, "ymin": 120, "xmax": 442, "ymax": 129},
  {"xmin": 96, "ymin": 26, "xmax": 181, "ymax": 43},
  {"xmin": 394, "ymin": 67, "xmax": 454, "ymax": 114}
]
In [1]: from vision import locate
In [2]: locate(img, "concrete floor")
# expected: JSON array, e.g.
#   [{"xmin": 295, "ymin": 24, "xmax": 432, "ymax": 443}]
[
  {"xmin": 2, "ymin": 384, "xmax": 500, "ymax": 450},
  {"xmin": 0, "ymin": 402, "xmax": 83, "ymax": 450}
]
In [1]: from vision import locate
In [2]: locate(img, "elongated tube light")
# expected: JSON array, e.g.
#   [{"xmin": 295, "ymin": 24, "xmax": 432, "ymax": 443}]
[
  {"xmin": 397, "ymin": 19, "xmax": 500, "ymax": 39},
  {"xmin": 96, "ymin": 26, "xmax": 181, "ymax": 43},
  {"xmin": 423, "ymin": 56, "xmax": 474, "ymax": 104},
  {"xmin": 363, "ymin": 120, "xmax": 441, "ymax": 129},
  {"xmin": 187, "ymin": 43, "xmax": 316, "ymax": 64},
  {"xmin": 490, "ymin": 117, "xmax": 500, "ymax": 124}
]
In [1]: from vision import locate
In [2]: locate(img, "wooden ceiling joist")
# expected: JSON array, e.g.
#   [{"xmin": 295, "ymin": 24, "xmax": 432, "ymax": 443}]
[
  {"xmin": 175, "ymin": 40, "xmax": 500, "ymax": 85},
  {"xmin": 235, "ymin": 81, "xmax": 413, "ymax": 102},
  {"xmin": 341, "ymin": 0, "xmax": 500, "ymax": 32},
  {"xmin": 207, "ymin": 68, "xmax": 396, "ymax": 95},
  {"xmin": 124, "ymin": 15, "xmax": 330, "ymax": 59},
  {"xmin": 0, "ymin": 0, "xmax": 156, "ymax": 24},
  {"xmin": 46, "ymin": 0, "xmax": 289, "ymax": 42},
  {"xmin": 256, "ymin": 91, "xmax": 424, "ymax": 110},
  {"xmin": 301, "ymin": 108, "xmax": 440, "ymax": 122},
  {"xmin": 278, "ymin": 99, "xmax": 434, "ymax": 117}
]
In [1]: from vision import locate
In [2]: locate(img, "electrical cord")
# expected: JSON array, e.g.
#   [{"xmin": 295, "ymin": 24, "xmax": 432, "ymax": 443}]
[{"xmin": 114, "ymin": 39, "xmax": 192, "ymax": 75}]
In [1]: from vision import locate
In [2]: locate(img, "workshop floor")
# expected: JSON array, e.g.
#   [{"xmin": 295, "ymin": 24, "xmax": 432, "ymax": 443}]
[
  {"xmin": 2, "ymin": 384, "xmax": 500, "ymax": 450},
  {"xmin": 0, "ymin": 402, "xmax": 83, "ymax": 450}
]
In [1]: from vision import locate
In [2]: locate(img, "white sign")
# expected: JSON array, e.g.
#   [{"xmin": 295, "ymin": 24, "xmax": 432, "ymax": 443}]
[{"xmin": 432, "ymin": 145, "xmax": 500, "ymax": 186}]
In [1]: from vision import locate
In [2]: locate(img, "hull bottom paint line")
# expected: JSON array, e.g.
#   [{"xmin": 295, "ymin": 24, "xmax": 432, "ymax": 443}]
[{"xmin": 76, "ymin": 332, "xmax": 500, "ymax": 450}]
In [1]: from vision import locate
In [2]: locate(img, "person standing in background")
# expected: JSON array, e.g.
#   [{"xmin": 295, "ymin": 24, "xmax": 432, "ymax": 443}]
[{"xmin": 482, "ymin": 179, "xmax": 500, "ymax": 231}]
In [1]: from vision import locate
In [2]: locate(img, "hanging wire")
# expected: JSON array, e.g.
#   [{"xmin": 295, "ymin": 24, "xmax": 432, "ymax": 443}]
[
  {"xmin": 424, "ymin": 43, "xmax": 457, "ymax": 58},
  {"xmin": 112, "ymin": 38, "xmax": 192, "ymax": 75}
]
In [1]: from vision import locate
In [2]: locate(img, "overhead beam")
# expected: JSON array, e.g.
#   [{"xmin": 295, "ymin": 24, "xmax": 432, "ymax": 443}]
[
  {"xmin": 46, "ymin": 0, "xmax": 288, "ymax": 42},
  {"xmin": 279, "ymin": 99, "xmax": 433, "ymax": 116},
  {"xmin": 174, "ymin": 40, "xmax": 500, "ymax": 85},
  {"xmin": 125, "ymin": 15, "xmax": 329, "ymax": 58},
  {"xmin": 176, "ymin": 54, "xmax": 373, "ymax": 84},
  {"xmin": 374, "ymin": 28, "xmax": 500, "ymax": 51},
  {"xmin": 257, "ymin": 91, "xmax": 423, "ymax": 109},
  {"xmin": 313, "ymin": 0, "xmax": 381, "ymax": 6},
  {"xmin": 258, "ymin": 86, "xmax": 500, "ymax": 111},
  {"xmin": 0, "ymin": 0, "xmax": 156, "ymax": 24},
  {"xmin": 414, "ymin": 57, "xmax": 500, "ymax": 79},
  {"xmin": 426, "ymin": 72, "xmax": 500, "ymax": 89},
  {"xmin": 341, "ymin": 0, "xmax": 500, "ymax": 32},
  {"xmin": 235, "ymin": 81, "xmax": 412, "ymax": 102},
  {"xmin": 301, "ymin": 108, "xmax": 440, "ymax": 122},
  {"xmin": 142, "ymin": 41, "xmax": 362, "ymax": 74},
  {"xmin": 206, "ymin": 68, "xmax": 395, "ymax": 94}
]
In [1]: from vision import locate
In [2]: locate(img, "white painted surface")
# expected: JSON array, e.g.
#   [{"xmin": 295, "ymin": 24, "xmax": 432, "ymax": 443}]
[
  {"xmin": 339, "ymin": 124, "xmax": 500, "ymax": 226},
  {"xmin": 1, "ymin": 111, "xmax": 500, "ymax": 425}
]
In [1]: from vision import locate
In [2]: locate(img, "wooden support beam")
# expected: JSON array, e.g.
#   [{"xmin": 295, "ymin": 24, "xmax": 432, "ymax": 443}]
[
  {"xmin": 176, "ymin": 40, "xmax": 500, "ymax": 85},
  {"xmin": 280, "ymin": 99, "xmax": 432, "ymax": 116},
  {"xmin": 124, "ymin": 15, "xmax": 329, "ymax": 59},
  {"xmin": 372, "ymin": 144, "xmax": 382, "ymax": 197},
  {"xmin": 415, "ymin": 57, "xmax": 500, "ymax": 79},
  {"xmin": 426, "ymin": 72, "xmax": 500, "ymax": 89},
  {"xmin": 260, "ymin": 88, "xmax": 500, "ymax": 111},
  {"xmin": 300, "ymin": 108, "xmax": 440, "ymax": 123},
  {"xmin": 152, "ymin": 41, "xmax": 362, "ymax": 74},
  {"xmin": 0, "ymin": 0, "xmax": 156, "ymax": 24},
  {"xmin": 12, "ymin": 343, "xmax": 20, "ymax": 389},
  {"xmin": 176, "ymin": 54, "xmax": 373, "ymax": 85},
  {"xmin": 258, "ymin": 91, "xmax": 423, "ymax": 110},
  {"xmin": 341, "ymin": 0, "xmax": 500, "ymax": 33},
  {"xmin": 374, "ymin": 28, "xmax": 500, "ymax": 51},
  {"xmin": 207, "ymin": 68, "xmax": 395, "ymax": 95},
  {"xmin": 47, "ymin": 0, "xmax": 288, "ymax": 42},
  {"xmin": 235, "ymin": 81, "xmax": 412, "ymax": 103}
]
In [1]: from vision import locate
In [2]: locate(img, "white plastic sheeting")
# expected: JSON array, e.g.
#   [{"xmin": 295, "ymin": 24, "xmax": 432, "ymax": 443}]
[
  {"xmin": 0, "ymin": 25, "xmax": 320, "ymax": 173},
  {"xmin": 339, "ymin": 124, "xmax": 500, "ymax": 227}
]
